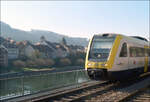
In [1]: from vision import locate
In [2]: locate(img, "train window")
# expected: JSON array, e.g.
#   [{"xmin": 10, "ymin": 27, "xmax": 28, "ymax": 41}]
[
  {"xmin": 119, "ymin": 43, "xmax": 127, "ymax": 57},
  {"xmin": 142, "ymin": 48, "xmax": 145, "ymax": 57},
  {"xmin": 89, "ymin": 37, "xmax": 116, "ymax": 60},
  {"xmin": 130, "ymin": 47, "xmax": 136, "ymax": 57},
  {"xmin": 130, "ymin": 47, "xmax": 145, "ymax": 57},
  {"xmin": 137, "ymin": 48, "xmax": 144, "ymax": 57},
  {"xmin": 136, "ymin": 48, "xmax": 140, "ymax": 57},
  {"xmin": 145, "ymin": 49, "xmax": 149, "ymax": 57}
]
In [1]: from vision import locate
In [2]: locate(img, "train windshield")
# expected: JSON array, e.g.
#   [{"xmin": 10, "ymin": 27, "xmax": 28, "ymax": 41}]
[{"xmin": 89, "ymin": 36, "xmax": 116, "ymax": 61}]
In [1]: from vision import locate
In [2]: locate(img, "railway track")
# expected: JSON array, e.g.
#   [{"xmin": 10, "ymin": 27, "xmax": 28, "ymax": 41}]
[
  {"xmin": 35, "ymin": 81, "xmax": 114, "ymax": 102},
  {"xmin": 84, "ymin": 74, "xmax": 150, "ymax": 102},
  {"xmin": 50, "ymin": 74, "xmax": 150, "ymax": 102},
  {"xmin": 120, "ymin": 86, "xmax": 150, "ymax": 102},
  {"xmin": 50, "ymin": 82, "xmax": 115, "ymax": 102}
]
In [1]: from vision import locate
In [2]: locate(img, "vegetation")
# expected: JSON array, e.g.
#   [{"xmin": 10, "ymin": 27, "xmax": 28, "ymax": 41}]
[
  {"xmin": 2, "ymin": 48, "xmax": 86, "ymax": 73},
  {"xmin": 76, "ymin": 58, "xmax": 84, "ymax": 65},
  {"xmin": 59, "ymin": 58, "xmax": 71, "ymax": 66},
  {"xmin": 1, "ymin": 52, "xmax": 85, "ymax": 74},
  {"xmin": 30, "ymin": 50, "xmax": 43, "ymax": 59},
  {"xmin": 26, "ymin": 60, "xmax": 37, "ymax": 67},
  {"xmin": 12, "ymin": 58, "xmax": 55, "ymax": 68},
  {"xmin": 11, "ymin": 51, "xmax": 85, "ymax": 69},
  {"xmin": 68, "ymin": 51, "xmax": 86, "ymax": 66},
  {"xmin": 61, "ymin": 37, "xmax": 67, "ymax": 45},
  {"xmin": 45, "ymin": 59, "xmax": 55, "ymax": 67},
  {"xmin": 13, "ymin": 60, "xmax": 26, "ymax": 68},
  {"xmin": 1, "ymin": 21, "xmax": 88, "ymax": 46}
]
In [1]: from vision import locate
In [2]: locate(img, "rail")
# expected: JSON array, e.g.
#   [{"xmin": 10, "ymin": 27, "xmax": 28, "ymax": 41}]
[{"xmin": 118, "ymin": 85, "xmax": 150, "ymax": 102}]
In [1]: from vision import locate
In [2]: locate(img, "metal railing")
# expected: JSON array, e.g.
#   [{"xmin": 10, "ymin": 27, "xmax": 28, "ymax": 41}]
[{"xmin": 0, "ymin": 69, "xmax": 90, "ymax": 100}]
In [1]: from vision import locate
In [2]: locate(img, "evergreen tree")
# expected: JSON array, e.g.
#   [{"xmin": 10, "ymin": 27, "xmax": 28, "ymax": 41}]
[
  {"xmin": 61, "ymin": 37, "xmax": 67, "ymax": 45},
  {"xmin": 40, "ymin": 35, "xmax": 46, "ymax": 43}
]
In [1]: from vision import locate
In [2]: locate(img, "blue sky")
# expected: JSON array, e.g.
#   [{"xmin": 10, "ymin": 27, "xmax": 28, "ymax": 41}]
[{"xmin": 1, "ymin": 1, "xmax": 149, "ymax": 39}]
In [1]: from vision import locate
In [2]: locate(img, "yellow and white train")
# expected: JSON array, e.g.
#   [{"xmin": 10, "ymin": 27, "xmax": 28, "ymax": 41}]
[{"xmin": 85, "ymin": 33, "xmax": 150, "ymax": 80}]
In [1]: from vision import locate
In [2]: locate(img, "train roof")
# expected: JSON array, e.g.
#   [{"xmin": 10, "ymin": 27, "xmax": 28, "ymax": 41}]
[
  {"xmin": 130, "ymin": 36, "xmax": 148, "ymax": 42},
  {"xmin": 94, "ymin": 33, "xmax": 117, "ymax": 37},
  {"xmin": 94, "ymin": 33, "xmax": 150, "ymax": 46},
  {"xmin": 95, "ymin": 33, "xmax": 148, "ymax": 41}
]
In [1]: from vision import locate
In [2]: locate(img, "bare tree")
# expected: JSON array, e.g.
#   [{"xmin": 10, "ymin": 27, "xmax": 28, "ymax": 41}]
[{"xmin": 61, "ymin": 37, "xmax": 67, "ymax": 45}]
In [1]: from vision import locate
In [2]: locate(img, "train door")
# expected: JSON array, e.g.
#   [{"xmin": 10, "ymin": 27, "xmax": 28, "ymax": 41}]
[
  {"xmin": 148, "ymin": 48, "xmax": 150, "ymax": 71},
  {"xmin": 144, "ymin": 48, "xmax": 149, "ymax": 72},
  {"xmin": 114, "ymin": 42, "xmax": 129, "ymax": 71},
  {"xmin": 128, "ymin": 46, "xmax": 144, "ymax": 74},
  {"xmin": 144, "ymin": 56, "xmax": 148, "ymax": 72}
]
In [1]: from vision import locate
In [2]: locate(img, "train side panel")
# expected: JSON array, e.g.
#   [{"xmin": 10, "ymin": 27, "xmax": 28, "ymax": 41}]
[{"xmin": 108, "ymin": 37, "xmax": 149, "ymax": 80}]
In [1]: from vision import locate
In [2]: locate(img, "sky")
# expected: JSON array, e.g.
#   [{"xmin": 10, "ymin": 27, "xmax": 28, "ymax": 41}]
[{"xmin": 1, "ymin": 1, "xmax": 149, "ymax": 39}]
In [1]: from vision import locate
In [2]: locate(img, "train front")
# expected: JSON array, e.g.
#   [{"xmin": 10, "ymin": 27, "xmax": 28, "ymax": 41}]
[{"xmin": 85, "ymin": 34, "xmax": 117, "ymax": 80}]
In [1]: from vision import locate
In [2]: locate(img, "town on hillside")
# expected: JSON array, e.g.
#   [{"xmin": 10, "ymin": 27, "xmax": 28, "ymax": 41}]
[{"xmin": 0, "ymin": 35, "xmax": 87, "ymax": 73}]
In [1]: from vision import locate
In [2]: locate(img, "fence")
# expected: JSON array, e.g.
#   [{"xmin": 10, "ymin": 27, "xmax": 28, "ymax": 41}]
[{"xmin": 0, "ymin": 69, "xmax": 90, "ymax": 100}]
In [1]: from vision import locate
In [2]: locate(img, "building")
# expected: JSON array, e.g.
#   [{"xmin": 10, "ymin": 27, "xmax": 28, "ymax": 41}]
[
  {"xmin": 16, "ymin": 41, "xmax": 35, "ymax": 59},
  {"xmin": 46, "ymin": 41, "xmax": 69, "ymax": 58},
  {"xmin": 0, "ymin": 45, "xmax": 8, "ymax": 67},
  {"xmin": 68, "ymin": 45, "xmax": 85, "ymax": 54},
  {"xmin": 33, "ymin": 43, "xmax": 54, "ymax": 58},
  {"xmin": 34, "ymin": 36, "xmax": 69, "ymax": 59},
  {"xmin": 1, "ymin": 37, "xmax": 19, "ymax": 59},
  {"xmin": 4, "ymin": 40, "xmax": 19, "ymax": 59}
]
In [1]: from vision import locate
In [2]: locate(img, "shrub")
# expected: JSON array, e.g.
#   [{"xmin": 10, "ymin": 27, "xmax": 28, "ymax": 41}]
[
  {"xmin": 45, "ymin": 59, "xmax": 55, "ymax": 67},
  {"xmin": 68, "ymin": 52, "xmax": 86, "ymax": 65},
  {"xmin": 26, "ymin": 60, "xmax": 37, "ymax": 67},
  {"xmin": 34, "ymin": 58, "xmax": 46, "ymax": 67},
  {"xmin": 76, "ymin": 52, "xmax": 86, "ymax": 59},
  {"xmin": 29, "ymin": 50, "xmax": 43, "ymax": 60},
  {"xmin": 13, "ymin": 60, "xmax": 26, "ymax": 68},
  {"xmin": 76, "ymin": 58, "xmax": 84, "ymax": 66},
  {"xmin": 59, "ymin": 58, "xmax": 71, "ymax": 66}
]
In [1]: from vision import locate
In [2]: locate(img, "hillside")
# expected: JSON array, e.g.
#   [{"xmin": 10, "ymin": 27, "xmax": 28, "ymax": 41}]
[{"xmin": 0, "ymin": 21, "xmax": 88, "ymax": 46}]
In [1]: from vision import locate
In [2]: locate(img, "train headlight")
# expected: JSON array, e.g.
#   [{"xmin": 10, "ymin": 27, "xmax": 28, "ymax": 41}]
[
  {"xmin": 87, "ymin": 63, "xmax": 92, "ymax": 66},
  {"xmin": 105, "ymin": 64, "xmax": 108, "ymax": 66}
]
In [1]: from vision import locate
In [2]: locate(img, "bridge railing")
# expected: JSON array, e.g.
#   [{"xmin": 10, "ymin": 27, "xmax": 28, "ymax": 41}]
[{"xmin": 0, "ymin": 69, "xmax": 90, "ymax": 100}]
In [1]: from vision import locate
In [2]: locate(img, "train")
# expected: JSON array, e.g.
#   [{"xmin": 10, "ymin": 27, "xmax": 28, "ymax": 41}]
[{"xmin": 85, "ymin": 33, "xmax": 150, "ymax": 81}]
